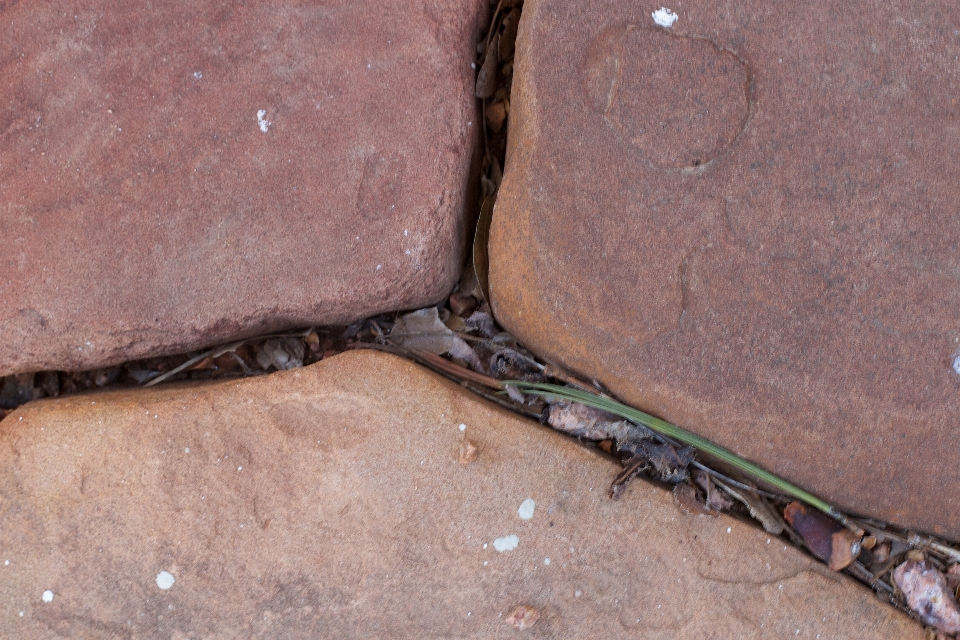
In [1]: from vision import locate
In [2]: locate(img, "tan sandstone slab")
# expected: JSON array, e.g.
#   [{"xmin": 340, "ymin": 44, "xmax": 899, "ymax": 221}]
[
  {"xmin": 0, "ymin": 0, "xmax": 485, "ymax": 375},
  {"xmin": 489, "ymin": 0, "xmax": 960, "ymax": 537},
  {"xmin": 0, "ymin": 350, "xmax": 920, "ymax": 638}
]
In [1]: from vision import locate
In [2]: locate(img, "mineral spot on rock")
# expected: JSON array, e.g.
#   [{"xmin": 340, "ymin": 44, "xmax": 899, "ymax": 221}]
[
  {"xmin": 0, "ymin": 0, "xmax": 486, "ymax": 375},
  {"xmin": 489, "ymin": 0, "xmax": 960, "ymax": 537},
  {"xmin": 0, "ymin": 351, "xmax": 922, "ymax": 637}
]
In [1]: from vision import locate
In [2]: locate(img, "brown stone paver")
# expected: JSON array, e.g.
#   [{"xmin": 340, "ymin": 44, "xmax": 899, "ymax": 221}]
[
  {"xmin": 489, "ymin": 0, "xmax": 960, "ymax": 537},
  {"xmin": 0, "ymin": 350, "xmax": 921, "ymax": 638},
  {"xmin": 0, "ymin": 0, "xmax": 485, "ymax": 376}
]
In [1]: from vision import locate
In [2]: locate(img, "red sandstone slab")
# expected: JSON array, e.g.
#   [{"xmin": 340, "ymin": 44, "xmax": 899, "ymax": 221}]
[
  {"xmin": 0, "ymin": 0, "xmax": 484, "ymax": 375},
  {"xmin": 0, "ymin": 350, "xmax": 921, "ymax": 637},
  {"xmin": 489, "ymin": 0, "xmax": 960, "ymax": 537}
]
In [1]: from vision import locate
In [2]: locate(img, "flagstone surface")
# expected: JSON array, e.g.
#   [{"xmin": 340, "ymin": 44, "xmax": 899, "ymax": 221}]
[
  {"xmin": 489, "ymin": 0, "xmax": 960, "ymax": 537},
  {"xmin": 0, "ymin": 350, "xmax": 921, "ymax": 638},
  {"xmin": 0, "ymin": 0, "xmax": 485, "ymax": 376}
]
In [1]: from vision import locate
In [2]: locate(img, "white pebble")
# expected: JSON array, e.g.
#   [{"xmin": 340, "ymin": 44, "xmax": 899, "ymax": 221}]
[
  {"xmin": 518, "ymin": 498, "xmax": 536, "ymax": 520},
  {"xmin": 458, "ymin": 423, "xmax": 466, "ymax": 432},
  {"xmin": 41, "ymin": 590, "xmax": 54, "ymax": 603},
  {"xmin": 156, "ymin": 571, "xmax": 175, "ymax": 590},
  {"xmin": 652, "ymin": 7, "xmax": 678, "ymax": 27},
  {"xmin": 493, "ymin": 535, "xmax": 519, "ymax": 552}
]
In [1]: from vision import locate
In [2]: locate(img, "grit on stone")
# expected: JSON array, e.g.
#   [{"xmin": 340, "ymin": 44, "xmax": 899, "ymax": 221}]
[
  {"xmin": 489, "ymin": 0, "xmax": 960, "ymax": 537},
  {"xmin": 0, "ymin": 0, "xmax": 485, "ymax": 376},
  {"xmin": 0, "ymin": 351, "xmax": 921, "ymax": 638}
]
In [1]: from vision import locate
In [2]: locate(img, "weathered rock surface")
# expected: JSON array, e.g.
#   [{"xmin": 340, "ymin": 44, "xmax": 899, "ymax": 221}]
[
  {"xmin": 0, "ymin": 0, "xmax": 485, "ymax": 375},
  {"xmin": 0, "ymin": 350, "xmax": 921, "ymax": 638},
  {"xmin": 489, "ymin": 0, "xmax": 960, "ymax": 537}
]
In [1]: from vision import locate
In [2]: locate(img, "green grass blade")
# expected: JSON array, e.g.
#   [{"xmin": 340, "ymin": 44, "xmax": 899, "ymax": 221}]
[{"xmin": 508, "ymin": 380, "xmax": 850, "ymax": 525}]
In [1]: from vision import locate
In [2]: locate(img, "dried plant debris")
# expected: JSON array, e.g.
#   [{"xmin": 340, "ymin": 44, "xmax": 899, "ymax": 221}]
[
  {"xmin": 784, "ymin": 502, "xmax": 861, "ymax": 571},
  {"xmin": 256, "ymin": 337, "xmax": 304, "ymax": 371},
  {"xmin": 694, "ymin": 469, "xmax": 734, "ymax": 513},
  {"xmin": 894, "ymin": 560, "xmax": 960, "ymax": 635},
  {"xmin": 390, "ymin": 308, "xmax": 484, "ymax": 373}
]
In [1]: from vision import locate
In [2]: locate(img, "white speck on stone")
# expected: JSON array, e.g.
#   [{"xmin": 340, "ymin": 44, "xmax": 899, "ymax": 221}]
[
  {"xmin": 575, "ymin": 590, "xmax": 582, "ymax": 597},
  {"xmin": 727, "ymin": 527, "xmax": 732, "ymax": 533},
  {"xmin": 404, "ymin": 229, "xmax": 408, "ymax": 237},
  {"xmin": 238, "ymin": 466, "xmax": 242, "ymax": 471},
  {"xmin": 193, "ymin": 71, "xmax": 202, "ymax": 79},
  {"xmin": 544, "ymin": 558, "xmax": 551, "ymax": 565},
  {"xmin": 951, "ymin": 351, "xmax": 960, "ymax": 375},
  {"xmin": 518, "ymin": 498, "xmax": 536, "ymax": 520},
  {"xmin": 41, "ymin": 590, "xmax": 54, "ymax": 603},
  {"xmin": 405, "ymin": 249, "xmax": 411, "ymax": 256},
  {"xmin": 185, "ymin": 448, "xmax": 190, "ymax": 453},
  {"xmin": 156, "ymin": 571, "xmax": 175, "ymax": 590},
  {"xmin": 652, "ymin": 7, "xmax": 678, "ymax": 27},
  {"xmin": 483, "ymin": 543, "xmax": 487, "ymax": 549},
  {"xmin": 493, "ymin": 535, "xmax": 519, "ymax": 552},
  {"xmin": 256, "ymin": 109, "xmax": 271, "ymax": 133}
]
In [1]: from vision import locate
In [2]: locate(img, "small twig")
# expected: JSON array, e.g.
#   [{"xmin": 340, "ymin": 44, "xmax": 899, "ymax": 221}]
[
  {"xmin": 144, "ymin": 340, "xmax": 247, "ymax": 387},
  {"xmin": 907, "ymin": 533, "xmax": 960, "ymax": 564},
  {"xmin": 691, "ymin": 462, "xmax": 783, "ymax": 501}
]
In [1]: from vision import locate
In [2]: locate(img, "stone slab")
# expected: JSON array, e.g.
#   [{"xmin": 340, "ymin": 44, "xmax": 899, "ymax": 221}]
[
  {"xmin": 489, "ymin": 0, "xmax": 960, "ymax": 537},
  {"xmin": 0, "ymin": 0, "xmax": 485, "ymax": 375},
  {"xmin": 0, "ymin": 350, "xmax": 920, "ymax": 638}
]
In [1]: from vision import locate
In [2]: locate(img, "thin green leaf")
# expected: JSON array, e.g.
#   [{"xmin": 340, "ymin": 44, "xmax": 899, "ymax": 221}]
[{"xmin": 507, "ymin": 380, "xmax": 862, "ymax": 536}]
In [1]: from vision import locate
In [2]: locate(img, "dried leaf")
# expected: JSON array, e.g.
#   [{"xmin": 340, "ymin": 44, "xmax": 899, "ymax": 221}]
[
  {"xmin": 694, "ymin": 469, "xmax": 734, "ymax": 512},
  {"xmin": 448, "ymin": 336, "xmax": 485, "ymax": 373},
  {"xmin": 547, "ymin": 399, "xmax": 630, "ymax": 441},
  {"xmin": 485, "ymin": 101, "xmax": 507, "ymax": 133},
  {"xmin": 390, "ymin": 308, "xmax": 457, "ymax": 354},
  {"xmin": 489, "ymin": 348, "xmax": 540, "ymax": 381},
  {"xmin": 719, "ymin": 482, "xmax": 784, "ymax": 535},
  {"xmin": 256, "ymin": 337, "xmax": 305, "ymax": 371},
  {"xmin": 487, "ymin": 153, "xmax": 503, "ymax": 187},
  {"xmin": 784, "ymin": 502, "xmax": 861, "ymax": 571},
  {"xmin": 475, "ymin": 33, "xmax": 499, "ymax": 98},
  {"xmin": 444, "ymin": 314, "xmax": 467, "ymax": 333},
  {"xmin": 617, "ymin": 439, "xmax": 694, "ymax": 484},
  {"xmin": 505, "ymin": 604, "xmax": 540, "ymax": 630},
  {"xmin": 465, "ymin": 310, "xmax": 497, "ymax": 339},
  {"xmin": 611, "ymin": 455, "xmax": 648, "ymax": 500},
  {"xmin": 673, "ymin": 483, "xmax": 709, "ymax": 515},
  {"xmin": 499, "ymin": 9, "xmax": 519, "ymax": 62},
  {"xmin": 449, "ymin": 292, "xmax": 478, "ymax": 317},
  {"xmin": 893, "ymin": 560, "xmax": 960, "ymax": 635},
  {"xmin": 473, "ymin": 194, "xmax": 495, "ymax": 304}
]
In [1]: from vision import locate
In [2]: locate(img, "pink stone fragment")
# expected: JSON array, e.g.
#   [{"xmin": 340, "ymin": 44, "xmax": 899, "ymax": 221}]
[{"xmin": 893, "ymin": 560, "xmax": 960, "ymax": 635}]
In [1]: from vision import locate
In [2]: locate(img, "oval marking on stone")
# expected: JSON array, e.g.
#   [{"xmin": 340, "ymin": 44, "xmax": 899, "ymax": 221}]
[{"xmin": 582, "ymin": 26, "xmax": 751, "ymax": 170}]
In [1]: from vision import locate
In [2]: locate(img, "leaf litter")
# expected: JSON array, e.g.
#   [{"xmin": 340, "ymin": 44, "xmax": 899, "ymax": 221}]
[{"xmin": 2, "ymin": 0, "xmax": 958, "ymax": 635}]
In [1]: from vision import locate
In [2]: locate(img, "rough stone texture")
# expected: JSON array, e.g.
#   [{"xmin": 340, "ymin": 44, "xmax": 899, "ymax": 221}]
[
  {"xmin": 489, "ymin": 0, "xmax": 960, "ymax": 537},
  {"xmin": 0, "ymin": 350, "xmax": 921, "ymax": 638},
  {"xmin": 0, "ymin": 0, "xmax": 485, "ymax": 375}
]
